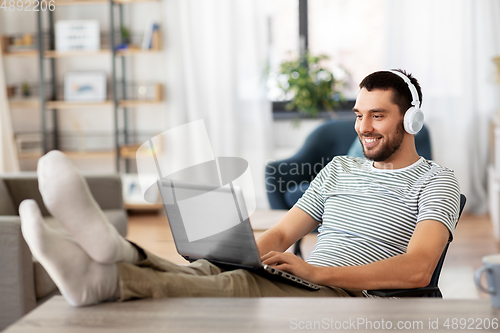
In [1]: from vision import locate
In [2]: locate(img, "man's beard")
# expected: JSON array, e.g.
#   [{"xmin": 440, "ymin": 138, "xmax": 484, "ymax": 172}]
[{"xmin": 360, "ymin": 124, "xmax": 404, "ymax": 162}]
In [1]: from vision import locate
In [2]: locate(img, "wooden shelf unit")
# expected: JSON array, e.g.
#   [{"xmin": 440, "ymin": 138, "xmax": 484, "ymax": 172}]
[
  {"xmin": 8, "ymin": 98, "xmax": 40, "ymax": 109},
  {"xmin": 124, "ymin": 203, "xmax": 163, "ymax": 211},
  {"xmin": 3, "ymin": 0, "xmax": 164, "ymax": 172},
  {"xmin": 116, "ymin": 48, "xmax": 162, "ymax": 56},
  {"xmin": 3, "ymin": 49, "xmax": 162, "ymax": 58},
  {"xmin": 42, "ymin": 100, "xmax": 162, "ymax": 109},
  {"xmin": 55, "ymin": 0, "xmax": 158, "ymax": 4},
  {"xmin": 18, "ymin": 150, "xmax": 115, "ymax": 159},
  {"xmin": 45, "ymin": 100, "xmax": 114, "ymax": 109},
  {"xmin": 118, "ymin": 100, "xmax": 164, "ymax": 107},
  {"xmin": 55, "ymin": 0, "xmax": 108, "ymax": 5},
  {"xmin": 2, "ymin": 50, "xmax": 38, "ymax": 58},
  {"xmin": 44, "ymin": 50, "xmax": 112, "ymax": 58}
]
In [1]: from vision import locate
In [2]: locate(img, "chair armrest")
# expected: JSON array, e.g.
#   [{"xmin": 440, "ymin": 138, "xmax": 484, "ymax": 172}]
[
  {"xmin": 365, "ymin": 286, "xmax": 441, "ymax": 298},
  {"xmin": 0, "ymin": 217, "xmax": 36, "ymax": 330}
]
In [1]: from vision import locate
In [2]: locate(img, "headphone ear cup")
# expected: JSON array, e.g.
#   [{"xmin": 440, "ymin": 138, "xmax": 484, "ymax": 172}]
[{"xmin": 403, "ymin": 107, "xmax": 424, "ymax": 134}]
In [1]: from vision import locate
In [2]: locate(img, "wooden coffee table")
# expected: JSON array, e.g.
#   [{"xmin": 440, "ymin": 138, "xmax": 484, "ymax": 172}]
[{"xmin": 3, "ymin": 296, "xmax": 499, "ymax": 332}]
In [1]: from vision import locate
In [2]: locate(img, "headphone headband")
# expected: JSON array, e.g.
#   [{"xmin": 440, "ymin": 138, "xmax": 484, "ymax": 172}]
[{"xmin": 388, "ymin": 70, "xmax": 420, "ymax": 109}]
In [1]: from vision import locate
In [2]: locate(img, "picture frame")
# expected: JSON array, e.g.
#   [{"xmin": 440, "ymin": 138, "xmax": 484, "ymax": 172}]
[
  {"xmin": 55, "ymin": 20, "xmax": 100, "ymax": 52},
  {"xmin": 64, "ymin": 71, "xmax": 107, "ymax": 102},
  {"xmin": 121, "ymin": 173, "xmax": 159, "ymax": 206}
]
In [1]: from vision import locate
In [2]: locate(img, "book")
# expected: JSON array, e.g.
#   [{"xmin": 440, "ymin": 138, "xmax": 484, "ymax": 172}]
[{"xmin": 142, "ymin": 21, "xmax": 159, "ymax": 50}]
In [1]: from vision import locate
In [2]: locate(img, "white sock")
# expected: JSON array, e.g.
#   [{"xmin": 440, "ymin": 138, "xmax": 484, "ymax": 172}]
[
  {"xmin": 37, "ymin": 150, "xmax": 140, "ymax": 264},
  {"xmin": 20, "ymin": 199, "xmax": 119, "ymax": 307}
]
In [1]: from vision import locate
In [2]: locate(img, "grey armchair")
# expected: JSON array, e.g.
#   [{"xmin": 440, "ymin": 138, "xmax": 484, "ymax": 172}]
[{"xmin": 0, "ymin": 172, "xmax": 128, "ymax": 330}]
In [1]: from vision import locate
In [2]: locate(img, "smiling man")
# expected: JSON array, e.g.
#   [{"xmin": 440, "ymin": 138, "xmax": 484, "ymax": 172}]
[
  {"xmin": 354, "ymin": 73, "xmax": 420, "ymax": 168},
  {"xmin": 19, "ymin": 70, "xmax": 461, "ymax": 305}
]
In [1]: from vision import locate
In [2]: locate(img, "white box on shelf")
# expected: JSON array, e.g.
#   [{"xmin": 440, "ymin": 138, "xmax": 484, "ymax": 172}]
[
  {"xmin": 55, "ymin": 20, "xmax": 100, "ymax": 52},
  {"xmin": 64, "ymin": 72, "xmax": 107, "ymax": 102}
]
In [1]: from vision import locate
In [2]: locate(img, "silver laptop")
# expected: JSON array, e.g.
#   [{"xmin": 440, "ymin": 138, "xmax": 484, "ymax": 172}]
[{"xmin": 157, "ymin": 179, "xmax": 321, "ymax": 291}]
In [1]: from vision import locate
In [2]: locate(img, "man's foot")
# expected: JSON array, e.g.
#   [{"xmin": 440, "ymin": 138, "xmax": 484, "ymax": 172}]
[
  {"xmin": 37, "ymin": 150, "xmax": 139, "ymax": 264},
  {"xmin": 20, "ymin": 200, "xmax": 119, "ymax": 306}
]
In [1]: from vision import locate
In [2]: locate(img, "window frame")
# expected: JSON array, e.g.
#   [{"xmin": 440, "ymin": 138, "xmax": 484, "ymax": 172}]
[{"xmin": 271, "ymin": 0, "xmax": 356, "ymax": 119}]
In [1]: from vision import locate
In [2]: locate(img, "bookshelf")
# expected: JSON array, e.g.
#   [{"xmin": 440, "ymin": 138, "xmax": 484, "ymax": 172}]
[{"xmin": 1, "ymin": 0, "xmax": 164, "ymax": 173}]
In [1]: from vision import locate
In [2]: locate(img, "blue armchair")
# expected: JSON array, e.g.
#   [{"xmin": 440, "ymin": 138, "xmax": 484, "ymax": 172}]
[{"xmin": 265, "ymin": 118, "xmax": 432, "ymax": 256}]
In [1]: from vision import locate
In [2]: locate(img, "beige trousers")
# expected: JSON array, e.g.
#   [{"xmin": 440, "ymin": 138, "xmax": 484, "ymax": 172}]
[{"xmin": 116, "ymin": 247, "xmax": 363, "ymax": 301}]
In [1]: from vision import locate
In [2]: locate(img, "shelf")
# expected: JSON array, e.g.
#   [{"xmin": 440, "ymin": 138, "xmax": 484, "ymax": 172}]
[
  {"xmin": 119, "ymin": 100, "xmax": 164, "ymax": 107},
  {"xmin": 120, "ymin": 144, "xmax": 140, "ymax": 159},
  {"xmin": 45, "ymin": 100, "xmax": 113, "ymax": 109},
  {"xmin": 2, "ymin": 50, "xmax": 38, "ymax": 58},
  {"xmin": 3, "ymin": 49, "xmax": 160, "ymax": 58},
  {"xmin": 116, "ymin": 48, "xmax": 162, "ymax": 56},
  {"xmin": 18, "ymin": 150, "xmax": 115, "ymax": 159},
  {"xmin": 55, "ymin": 0, "xmax": 158, "ymax": 4},
  {"xmin": 9, "ymin": 98, "xmax": 40, "ymax": 109},
  {"xmin": 55, "ymin": 0, "xmax": 108, "ymax": 5},
  {"xmin": 43, "ymin": 100, "xmax": 162, "ymax": 109},
  {"xmin": 18, "ymin": 151, "xmax": 43, "ymax": 159},
  {"xmin": 125, "ymin": 203, "xmax": 163, "ymax": 211},
  {"xmin": 115, "ymin": 0, "xmax": 160, "ymax": 3},
  {"xmin": 44, "ymin": 50, "xmax": 112, "ymax": 58},
  {"xmin": 64, "ymin": 151, "xmax": 115, "ymax": 159}
]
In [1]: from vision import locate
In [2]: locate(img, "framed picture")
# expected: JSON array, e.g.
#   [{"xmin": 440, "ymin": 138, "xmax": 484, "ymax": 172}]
[
  {"xmin": 121, "ymin": 174, "xmax": 159, "ymax": 205},
  {"xmin": 64, "ymin": 72, "xmax": 107, "ymax": 102},
  {"xmin": 55, "ymin": 20, "xmax": 100, "ymax": 52}
]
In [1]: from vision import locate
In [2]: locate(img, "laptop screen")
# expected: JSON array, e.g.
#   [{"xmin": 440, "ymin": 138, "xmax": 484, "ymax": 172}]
[{"xmin": 157, "ymin": 180, "xmax": 262, "ymax": 267}]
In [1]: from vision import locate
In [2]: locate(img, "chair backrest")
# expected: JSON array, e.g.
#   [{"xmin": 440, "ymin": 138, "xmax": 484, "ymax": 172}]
[{"xmin": 427, "ymin": 194, "xmax": 467, "ymax": 296}]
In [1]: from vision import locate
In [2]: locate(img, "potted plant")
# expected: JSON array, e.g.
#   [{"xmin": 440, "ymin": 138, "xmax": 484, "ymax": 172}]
[
  {"xmin": 21, "ymin": 82, "xmax": 31, "ymax": 97},
  {"xmin": 121, "ymin": 26, "xmax": 131, "ymax": 45},
  {"xmin": 276, "ymin": 53, "xmax": 345, "ymax": 118}
]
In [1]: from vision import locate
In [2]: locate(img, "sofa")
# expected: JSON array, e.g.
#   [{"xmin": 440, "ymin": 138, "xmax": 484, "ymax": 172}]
[{"xmin": 0, "ymin": 172, "xmax": 128, "ymax": 330}]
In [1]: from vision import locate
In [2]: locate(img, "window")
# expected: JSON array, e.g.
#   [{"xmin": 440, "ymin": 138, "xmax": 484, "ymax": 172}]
[{"xmin": 268, "ymin": 0, "xmax": 388, "ymax": 111}]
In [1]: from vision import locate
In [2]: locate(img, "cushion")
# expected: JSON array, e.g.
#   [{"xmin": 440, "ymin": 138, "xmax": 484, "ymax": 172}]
[
  {"xmin": 33, "ymin": 260, "xmax": 57, "ymax": 300},
  {"xmin": 44, "ymin": 209, "xmax": 128, "ymax": 238},
  {"xmin": 103, "ymin": 209, "xmax": 128, "ymax": 237},
  {"xmin": 0, "ymin": 178, "xmax": 16, "ymax": 216}
]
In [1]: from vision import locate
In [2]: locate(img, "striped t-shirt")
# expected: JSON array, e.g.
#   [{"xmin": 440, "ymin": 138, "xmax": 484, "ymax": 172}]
[{"xmin": 295, "ymin": 156, "xmax": 460, "ymax": 268}]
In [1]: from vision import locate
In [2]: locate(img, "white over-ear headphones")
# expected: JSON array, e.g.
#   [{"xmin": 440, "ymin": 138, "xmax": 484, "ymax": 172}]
[{"xmin": 388, "ymin": 70, "xmax": 424, "ymax": 135}]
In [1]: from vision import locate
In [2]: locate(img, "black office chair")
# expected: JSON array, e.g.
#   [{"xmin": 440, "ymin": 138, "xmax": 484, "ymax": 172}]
[{"xmin": 366, "ymin": 194, "xmax": 466, "ymax": 298}]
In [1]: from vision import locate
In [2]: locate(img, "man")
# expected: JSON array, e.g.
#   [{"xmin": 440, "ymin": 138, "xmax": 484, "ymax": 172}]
[{"xmin": 20, "ymin": 70, "xmax": 460, "ymax": 306}]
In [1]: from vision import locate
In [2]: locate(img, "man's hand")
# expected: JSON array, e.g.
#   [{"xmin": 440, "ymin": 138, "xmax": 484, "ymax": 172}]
[{"xmin": 261, "ymin": 251, "xmax": 319, "ymax": 284}]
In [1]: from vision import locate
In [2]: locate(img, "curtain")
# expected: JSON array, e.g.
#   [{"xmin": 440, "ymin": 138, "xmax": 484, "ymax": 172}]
[
  {"xmin": 0, "ymin": 49, "xmax": 20, "ymax": 173},
  {"xmin": 162, "ymin": 0, "xmax": 273, "ymax": 208},
  {"xmin": 385, "ymin": 0, "xmax": 500, "ymax": 214}
]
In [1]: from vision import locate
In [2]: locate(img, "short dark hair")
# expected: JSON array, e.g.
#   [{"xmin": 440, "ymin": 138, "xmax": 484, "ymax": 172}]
[{"xmin": 359, "ymin": 69, "xmax": 423, "ymax": 114}]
